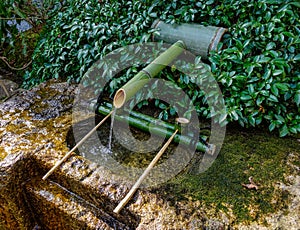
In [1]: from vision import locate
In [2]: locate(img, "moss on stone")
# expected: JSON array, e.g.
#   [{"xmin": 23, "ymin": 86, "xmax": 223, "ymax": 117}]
[{"xmin": 161, "ymin": 125, "xmax": 299, "ymax": 224}]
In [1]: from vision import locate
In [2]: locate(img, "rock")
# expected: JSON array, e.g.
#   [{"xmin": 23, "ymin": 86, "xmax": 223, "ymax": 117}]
[{"xmin": 0, "ymin": 80, "xmax": 137, "ymax": 229}]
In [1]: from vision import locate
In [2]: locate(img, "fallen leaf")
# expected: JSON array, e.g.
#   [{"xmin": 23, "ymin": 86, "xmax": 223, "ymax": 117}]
[{"xmin": 242, "ymin": 176, "xmax": 259, "ymax": 190}]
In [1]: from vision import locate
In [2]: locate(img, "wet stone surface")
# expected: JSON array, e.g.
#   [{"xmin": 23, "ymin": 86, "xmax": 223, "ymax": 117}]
[
  {"xmin": 0, "ymin": 80, "xmax": 133, "ymax": 229},
  {"xmin": 0, "ymin": 80, "xmax": 203, "ymax": 229},
  {"xmin": 0, "ymin": 80, "xmax": 75, "ymax": 161}
]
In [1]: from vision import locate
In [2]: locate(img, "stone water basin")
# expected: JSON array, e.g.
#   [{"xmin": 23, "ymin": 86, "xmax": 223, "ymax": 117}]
[{"xmin": 0, "ymin": 80, "xmax": 204, "ymax": 229}]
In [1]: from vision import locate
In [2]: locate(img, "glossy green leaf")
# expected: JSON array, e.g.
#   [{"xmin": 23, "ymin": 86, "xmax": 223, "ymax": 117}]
[
  {"xmin": 230, "ymin": 110, "xmax": 239, "ymax": 121},
  {"xmin": 268, "ymin": 94, "xmax": 279, "ymax": 102},
  {"xmin": 279, "ymin": 125, "xmax": 289, "ymax": 137},
  {"xmin": 289, "ymin": 2, "xmax": 300, "ymax": 8},
  {"xmin": 269, "ymin": 122, "xmax": 276, "ymax": 132},
  {"xmin": 294, "ymin": 92, "xmax": 300, "ymax": 105},
  {"xmin": 271, "ymin": 84, "xmax": 279, "ymax": 96},
  {"xmin": 275, "ymin": 83, "xmax": 289, "ymax": 91},
  {"xmin": 266, "ymin": 42, "xmax": 276, "ymax": 50},
  {"xmin": 249, "ymin": 116, "xmax": 256, "ymax": 127},
  {"xmin": 273, "ymin": 69, "xmax": 283, "ymax": 76},
  {"xmin": 293, "ymin": 54, "xmax": 300, "ymax": 61},
  {"xmin": 241, "ymin": 95, "xmax": 252, "ymax": 101},
  {"xmin": 258, "ymin": 56, "xmax": 271, "ymax": 63}
]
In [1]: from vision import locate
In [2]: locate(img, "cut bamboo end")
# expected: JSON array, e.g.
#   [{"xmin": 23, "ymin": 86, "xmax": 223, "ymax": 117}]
[
  {"xmin": 176, "ymin": 117, "xmax": 190, "ymax": 125},
  {"xmin": 206, "ymin": 143, "xmax": 216, "ymax": 155},
  {"xmin": 113, "ymin": 88, "xmax": 126, "ymax": 108}
]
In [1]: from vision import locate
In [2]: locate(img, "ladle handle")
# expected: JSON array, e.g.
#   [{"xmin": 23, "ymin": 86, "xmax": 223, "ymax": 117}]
[
  {"xmin": 113, "ymin": 129, "xmax": 178, "ymax": 214},
  {"xmin": 42, "ymin": 111, "xmax": 113, "ymax": 180}
]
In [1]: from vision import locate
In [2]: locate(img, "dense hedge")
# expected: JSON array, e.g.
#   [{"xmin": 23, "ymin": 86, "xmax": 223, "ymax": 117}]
[
  {"xmin": 0, "ymin": 0, "xmax": 60, "ymax": 77},
  {"xmin": 26, "ymin": 0, "xmax": 300, "ymax": 136}
]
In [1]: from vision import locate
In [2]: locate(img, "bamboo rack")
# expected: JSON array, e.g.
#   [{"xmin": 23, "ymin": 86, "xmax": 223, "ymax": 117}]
[{"xmin": 97, "ymin": 102, "xmax": 211, "ymax": 153}]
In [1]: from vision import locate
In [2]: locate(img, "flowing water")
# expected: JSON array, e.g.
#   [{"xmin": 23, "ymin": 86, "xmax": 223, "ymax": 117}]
[{"xmin": 108, "ymin": 108, "xmax": 116, "ymax": 151}]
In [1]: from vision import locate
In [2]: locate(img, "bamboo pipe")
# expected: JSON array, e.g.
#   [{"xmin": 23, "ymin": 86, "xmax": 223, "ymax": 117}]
[
  {"xmin": 113, "ymin": 40, "xmax": 186, "ymax": 108},
  {"xmin": 101, "ymin": 101, "xmax": 176, "ymax": 131},
  {"xmin": 113, "ymin": 129, "xmax": 178, "ymax": 214},
  {"xmin": 42, "ymin": 111, "xmax": 113, "ymax": 180},
  {"xmin": 152, "ymin": 20, "xmax": 227, "ymax": 59},
  {"xmin": 100, "ymin": 103, "xmax": 210, "ymax": 147},
  {"xmin": 97, "ymin": 103, "xmax": 212, "ymax": 153}
]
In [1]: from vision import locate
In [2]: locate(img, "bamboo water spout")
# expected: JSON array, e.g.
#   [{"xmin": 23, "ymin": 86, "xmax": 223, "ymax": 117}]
[{"xmin": 113, "ymin": 40, "xmax": 186, "ymax": 108}]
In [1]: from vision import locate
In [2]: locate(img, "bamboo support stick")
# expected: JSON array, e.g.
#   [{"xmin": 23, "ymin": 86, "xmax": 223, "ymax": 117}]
[
  {"xmin": 113, "ymin": 129, "xmax": 178, "ymax": 214},
  {"xmin": 42, "ymin": 110, "xmax": 114, "ymax": 180}
]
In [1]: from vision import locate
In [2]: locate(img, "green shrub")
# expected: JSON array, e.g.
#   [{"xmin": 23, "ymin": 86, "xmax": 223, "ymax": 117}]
[
  {"xmin": 24, "ymin": 0, "xmax": 155, "ymax": 86},
  {"xmin": 208, "ymin": 1, "xmax": 300, "ymax": 136},
  {"xmin": 0, "ymin": 0, "xmax": 61, "ymax": 78},
  {"xmin": 26, "ymin": 0, "xmax": 300, "ymax": 136}
]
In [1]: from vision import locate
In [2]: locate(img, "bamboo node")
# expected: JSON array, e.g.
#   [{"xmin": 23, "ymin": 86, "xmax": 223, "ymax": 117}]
[{"xmin": 175, "ymin": 117, "xmax": 190, "ymax": 125}]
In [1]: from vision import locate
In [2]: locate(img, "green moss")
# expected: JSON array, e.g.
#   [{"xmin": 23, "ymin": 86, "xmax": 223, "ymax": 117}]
[{"xmin": 162, "ymin": 125, "xmax": 299, "ymax": 223}]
